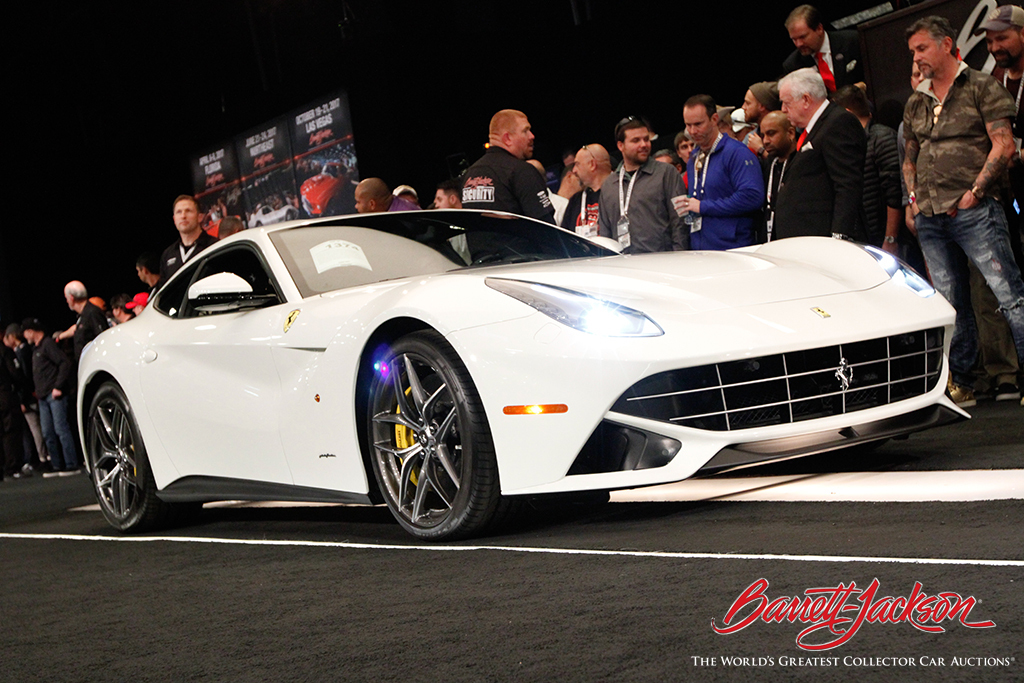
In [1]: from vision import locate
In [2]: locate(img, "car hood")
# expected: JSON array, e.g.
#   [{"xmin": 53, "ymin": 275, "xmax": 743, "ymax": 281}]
[
  {"xmin": 301, "ymin": 174, "xmax": 341, "ymax": 201},
  {"xmin": 471, "ymin": 247, "xmax": 888, "ymax": 315}
]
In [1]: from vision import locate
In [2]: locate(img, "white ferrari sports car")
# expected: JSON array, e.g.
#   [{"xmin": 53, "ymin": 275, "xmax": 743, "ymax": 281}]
[{"xmin": 78, "ymin": 210, "xmax": 965, "ymax": 540}]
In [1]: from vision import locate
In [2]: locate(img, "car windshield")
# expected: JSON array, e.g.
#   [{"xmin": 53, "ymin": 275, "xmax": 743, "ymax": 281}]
[{"xmin": 269, "ymin": 210, "xmax": 617, "ymax": 298}]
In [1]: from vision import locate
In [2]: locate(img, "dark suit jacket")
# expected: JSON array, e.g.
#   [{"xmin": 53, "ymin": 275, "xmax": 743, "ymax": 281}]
[
  {"xmin": 774, "ymin": 102, "xmax": 867, "ymax": 240},
  {"xmin": 782, "ymin": 30, "xmax": 863, "ymax": 89}
]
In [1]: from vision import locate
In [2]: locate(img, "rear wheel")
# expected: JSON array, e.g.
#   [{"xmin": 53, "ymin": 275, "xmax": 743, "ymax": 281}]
[
  {"xmin": 368, "ymin": 331, "xmax": 503, "ymax": 540},
  {"xmin": 86, "ymin": 382, "xmax": 191, "ymax": 532}
]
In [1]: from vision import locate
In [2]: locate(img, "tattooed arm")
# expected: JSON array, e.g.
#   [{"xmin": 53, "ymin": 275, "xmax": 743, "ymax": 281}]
[
  {"xmin": 902, "ymin": 138, "xmax": 919, "ymax": 216},
  {"xmin": 960, "ymin": 117, "xmax": 1015, "ymax": 209}
]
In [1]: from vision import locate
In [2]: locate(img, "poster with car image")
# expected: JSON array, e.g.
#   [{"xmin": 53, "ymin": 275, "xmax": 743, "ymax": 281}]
[
  {"xmin": 236, "ymin": 118, "xmax": 300, "ymax": 229},
  {"xmin": 289, "ymin": 90, "xmax": 359, "ymax": 218},
  {"xmin": 191, "ymin": 143, "xmax": 244, "ymax": 238}
]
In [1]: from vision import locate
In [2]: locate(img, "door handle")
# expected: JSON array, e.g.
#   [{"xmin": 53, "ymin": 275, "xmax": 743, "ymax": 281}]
[{"xmin": 142, "ymin": 349, "xmax": 158, "ymax": 363}]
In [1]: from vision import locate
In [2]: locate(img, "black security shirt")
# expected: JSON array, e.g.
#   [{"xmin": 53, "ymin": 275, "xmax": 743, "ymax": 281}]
[{"xmin": 461, "ymin": 147, "xmax": 555, "ymax": 224}]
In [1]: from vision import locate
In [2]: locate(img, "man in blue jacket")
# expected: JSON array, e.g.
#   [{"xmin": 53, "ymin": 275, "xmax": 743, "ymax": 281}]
[{"xmin": 680, "ymin": 95, "xmax": 766, "ymax": 250}]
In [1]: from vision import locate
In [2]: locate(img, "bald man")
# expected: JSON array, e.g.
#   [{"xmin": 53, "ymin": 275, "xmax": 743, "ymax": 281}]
[
  {"xmin": 758, "ymin": 111, "xmax": 797, "ymax": 243},
  {"xmin": 354, "ymin": 178, "xmax": 419, "ymax": 213},
  {"xmin": 59, "ymin": 280, "xmax": 108, "ymax": 363},
  {"xmin": 460, "ymin": 109, "xmax": 555, "ymax": 223},
  {"xmin": 562, "ymin": 144, "xmax": 613, "ymax": 235}
]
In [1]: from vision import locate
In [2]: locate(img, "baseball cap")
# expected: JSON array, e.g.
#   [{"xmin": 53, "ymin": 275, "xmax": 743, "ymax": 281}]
[
  {"xmin": 392, "ymin": 185, "xmax": 418, "ymax": 201},
  {"xmin": 21, "ymin": 317, "xmax": 44, "ymax": 332},
  {"xmin": 974, "ymin": 5, "xmax": 1024, "ymax": 34},
  {"xmin": 125, "ymin": 292, "xmax": 149, "ymax": 310},
  {"xmin": 730, "ymin": 108, "xmax": 749, "ymax": 132}
]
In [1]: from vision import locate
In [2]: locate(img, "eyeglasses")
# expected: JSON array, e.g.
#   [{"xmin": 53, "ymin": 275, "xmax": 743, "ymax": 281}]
[
  {"xmin": 932, "ymin": 102, "xmax": 942, "ymax": 125},
  {"xmin": 615, "ymin": 115, "xmax": 641, "ymax": 135}
]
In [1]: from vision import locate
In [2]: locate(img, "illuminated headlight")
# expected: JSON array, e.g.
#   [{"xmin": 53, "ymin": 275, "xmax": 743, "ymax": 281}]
[
  {"xmin": 863, "ymin": 245, "xmax": 935, "ymax": 297},
  {"xmin": 486, "ymin": 278, "xmax": 663, "ymax": 336}
]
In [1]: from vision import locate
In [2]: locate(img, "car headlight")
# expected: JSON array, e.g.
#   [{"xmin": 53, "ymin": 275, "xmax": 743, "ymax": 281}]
[
  {"xmin": 486, "ymin": 278, "xmax": 663, "ymax": 337},
  {"xmin": 863, "ymin": 245, "xmax": 935, "ymax": 297}
]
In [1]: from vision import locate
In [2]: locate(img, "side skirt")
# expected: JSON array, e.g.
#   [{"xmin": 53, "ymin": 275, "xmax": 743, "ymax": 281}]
[{"xmin": 156, "ymin": 476, "xmax": 374, "ymax": 505}]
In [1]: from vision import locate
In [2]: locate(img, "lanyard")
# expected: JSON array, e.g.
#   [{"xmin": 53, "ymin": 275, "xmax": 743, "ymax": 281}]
[
  {"xmin": 179, "ymin": 242, "xmax": 197, "ymax": 264},
  {"xmin": 766, "ymin": 157, "xmax": 788, "ymax": 206},
  {"xmin": 692, "ymin": 134, "xmax": 723, "ymax": 200},
  {"xmin": 618, "ymin": 166, "xmax": 639, "ymax": 218},
  {"xmin": 1003, "ymin": 72, "xmax": 1023, "ymax": 117},
  {"xmin": 765, "ymin": 156, "xmax": 788, "ymax": 243}
]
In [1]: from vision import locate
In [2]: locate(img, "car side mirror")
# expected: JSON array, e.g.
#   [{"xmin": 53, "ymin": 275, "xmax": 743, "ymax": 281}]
[
  {"xmin": 188, "ymin": 272, "xmax": 277, "ymax": 313},
  {"xmin": 188, "ymin": 272, "xmax": 253, "ymax": 300}
]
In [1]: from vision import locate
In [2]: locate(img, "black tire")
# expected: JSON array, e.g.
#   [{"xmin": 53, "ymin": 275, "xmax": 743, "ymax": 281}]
[
  {"xmin": 367, "ymin": 331, "xmax": 504, "ymax": 540},
  {"xmin": 86, "ymin": 382, "xmax": 190, "ymax": 532}
]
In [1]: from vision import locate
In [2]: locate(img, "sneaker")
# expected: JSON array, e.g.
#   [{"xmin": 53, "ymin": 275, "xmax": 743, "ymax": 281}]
[
  {"xmin": 994, "ymin": 383, "xmax": 1021, "ymax": 402},
  {"xmin": 57, "ymin": 468, "xmax": 83, "ymax": 477},
  {"xmin": 19, "ymin": 464, "xmax": 34, "ymax": 478},
  {"xmin": 947, "ymin": 381, "xmax": 976, "ymax": 408},
  {"xmin": 42, "ymin": 470, "xmax": 62, "ymax": 478}
]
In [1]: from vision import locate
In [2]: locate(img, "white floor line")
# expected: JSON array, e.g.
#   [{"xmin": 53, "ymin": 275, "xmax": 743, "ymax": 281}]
[
  {"xmin": 610, "ymin": 469, "xmax": 1024, "ymax": 503},
  {"xmin": 0, "ymin": 532, "xmax": 1021, "ymax": 567}
]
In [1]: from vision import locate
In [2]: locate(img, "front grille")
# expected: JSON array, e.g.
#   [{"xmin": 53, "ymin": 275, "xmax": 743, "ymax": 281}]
[{"xmin": 611, "ymin": 328, "xmax": 944, "ymax": 431}]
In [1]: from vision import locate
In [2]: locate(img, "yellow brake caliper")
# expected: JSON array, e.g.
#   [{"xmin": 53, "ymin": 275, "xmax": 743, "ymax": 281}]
[{"xmin": 394, "ymin": 388, "xmax": 419, "ymax": 485}]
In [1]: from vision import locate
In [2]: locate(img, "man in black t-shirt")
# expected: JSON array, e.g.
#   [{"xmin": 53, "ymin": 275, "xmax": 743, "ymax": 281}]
[
  {"xmin": 561, "ymin": 143, "xmax": 612, "ymax": 236},
  {"xmin": 64, "ymin": 281, "xmax": 108, "ymax": 363},
  {"xmin": 159, "ymin": 194, "xmax": 218, "ymax": 286},
  {"xmin": 980, "ymin": 5, "xmax": 1024, "ymax": 234},
  {"xmin": 461, "ymin": 109, "xmax": 555, "ymax": 224}
]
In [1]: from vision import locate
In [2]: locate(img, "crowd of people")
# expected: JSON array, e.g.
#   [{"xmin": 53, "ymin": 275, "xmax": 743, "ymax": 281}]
[
  {"xmin": 440, "ymin": 6, "xmax": 1024, "ymax": 413},
  {"xmin": 3, "ymin": 5, "xmax": 1023, "ymax": 484}
]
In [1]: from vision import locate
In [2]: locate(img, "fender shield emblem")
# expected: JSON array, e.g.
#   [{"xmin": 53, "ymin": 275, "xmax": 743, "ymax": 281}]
[{"xmin": 284, "ymin": 309, "xmax": 300, "ymax": 333}]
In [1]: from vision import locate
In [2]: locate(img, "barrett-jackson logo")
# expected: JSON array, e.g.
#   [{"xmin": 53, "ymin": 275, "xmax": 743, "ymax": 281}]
[
  {"xmin": 253, "ymin": 153, "xmax": 275, "ymax": 170},
  {"xmin": 712, "ymin": 578, "xmax": 995, "ymax": 650},
  {"xmin": 309, "ymin": 128, "xmax": 333, "ymax": 146},
  {"xmin": 462, "ymin": 176, "xmax": 494, "ymax": 203}
]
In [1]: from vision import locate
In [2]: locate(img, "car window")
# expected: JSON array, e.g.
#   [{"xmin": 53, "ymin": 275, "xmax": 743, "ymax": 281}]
[
  {"xmin": 177, "ymin": 244, "xmax": 283, "ymax": 318},
  {"xmin": 152, "ymin": 260, "xmax": 201, "ymax": 318},
  {"xmin": 270, "ymin": 212, "xmax": 616, "ymax": 298}
]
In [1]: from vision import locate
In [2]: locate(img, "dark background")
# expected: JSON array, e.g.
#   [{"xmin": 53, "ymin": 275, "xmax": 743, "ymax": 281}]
[{"xmin": 1, "ymin": 0, "xmax": 926, "ymax": 329}]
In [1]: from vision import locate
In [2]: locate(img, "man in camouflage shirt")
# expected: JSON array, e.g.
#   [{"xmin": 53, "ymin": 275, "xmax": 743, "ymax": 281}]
[{"xmin": 903, "ymin": 15, "xmax": 1024, "ymax": 406}]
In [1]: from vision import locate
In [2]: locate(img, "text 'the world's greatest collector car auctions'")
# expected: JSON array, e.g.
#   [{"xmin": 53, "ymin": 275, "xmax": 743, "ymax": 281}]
[{"xmin": 76, "ymin": 210, "xmax": 964, "ymax": 540}]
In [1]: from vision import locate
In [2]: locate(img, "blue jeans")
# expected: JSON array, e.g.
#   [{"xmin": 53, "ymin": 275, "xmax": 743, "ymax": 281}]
[
  {"xmin": 38, "ymin": 394, "xmax": 79, "ymax": 471},
  {"xmin": 916, "ymin": 198, "xmax": 1024, "ymax": 388}
]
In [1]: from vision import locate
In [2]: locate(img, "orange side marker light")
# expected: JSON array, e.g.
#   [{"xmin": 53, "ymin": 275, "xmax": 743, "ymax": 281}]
[{"xmin": 503, "ymin": 404, "xmax": 568, "ymax": 415}]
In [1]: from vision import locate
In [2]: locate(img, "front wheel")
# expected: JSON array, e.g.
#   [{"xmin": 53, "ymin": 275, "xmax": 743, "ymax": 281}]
[
  {"xmin": 368, "ymin": 331, "xmax": 503, "ymax": 540},
  {"xmin": 86, "ymin": 382, "xmax": 189, "ymax": 532}
]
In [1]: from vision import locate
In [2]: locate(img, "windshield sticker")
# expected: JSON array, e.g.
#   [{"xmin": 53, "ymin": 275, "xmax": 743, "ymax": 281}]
[{"xmin": 310, "ymin": 240, "xmax": 373, "ymax": 274}]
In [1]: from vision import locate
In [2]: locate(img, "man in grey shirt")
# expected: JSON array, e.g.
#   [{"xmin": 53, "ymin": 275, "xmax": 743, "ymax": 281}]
[{"xmin": 598, "ymin": 116, "xmax": 689, "ymax": 253}]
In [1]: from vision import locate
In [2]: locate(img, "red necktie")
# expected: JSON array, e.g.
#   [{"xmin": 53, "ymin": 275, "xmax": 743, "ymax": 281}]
[
  {"xmin": 816, "ymin": 52, "xmax": 836, "ymax": 92},
  {"xmin": 797, "ymin": 130, "xmax": 807, "ymax": 150}
]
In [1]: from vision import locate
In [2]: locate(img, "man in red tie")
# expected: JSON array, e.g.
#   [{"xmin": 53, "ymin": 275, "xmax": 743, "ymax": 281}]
[
  {"xmin": 782, "ymin": 5, "xmax": 864, "ymax": 92},
  {"xmin": 774, "ymin": 67, "xmax": 866, "ymax": 240}
]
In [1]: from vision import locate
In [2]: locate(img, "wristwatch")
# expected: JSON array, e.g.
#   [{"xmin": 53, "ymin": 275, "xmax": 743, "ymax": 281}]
[{"xmin": 884, "ymin": 236, "xmax": 896, "ymax": 244}]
